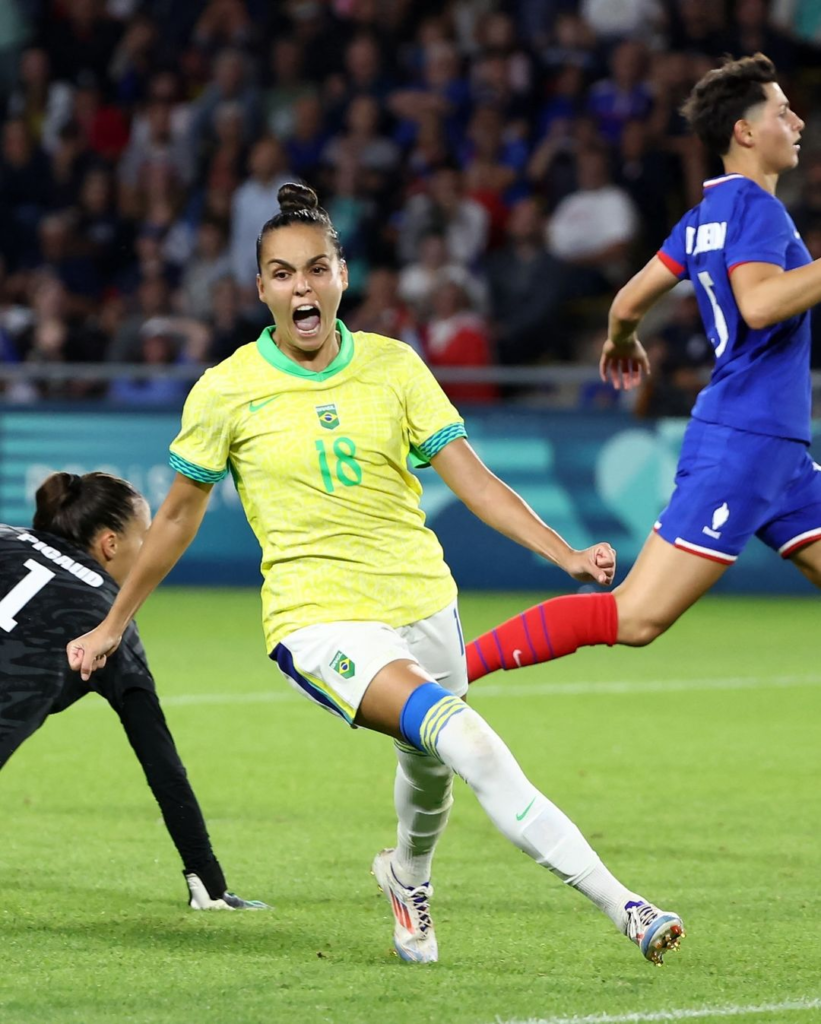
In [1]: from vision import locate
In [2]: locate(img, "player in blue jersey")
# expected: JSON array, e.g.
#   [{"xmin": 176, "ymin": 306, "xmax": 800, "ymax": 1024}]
[{"xmin": 466, "ymin": 53, "xmax": 821, "ymax": 682}]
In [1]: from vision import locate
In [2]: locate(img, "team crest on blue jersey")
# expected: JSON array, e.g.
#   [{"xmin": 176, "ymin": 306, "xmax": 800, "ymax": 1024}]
[
  {"xmin": 316, "ymin": 404, "xmax": 339, "ymax": 430},
  {"xmin": 331, "ymin": 650, "xmax": 355, "ymax": 678}
]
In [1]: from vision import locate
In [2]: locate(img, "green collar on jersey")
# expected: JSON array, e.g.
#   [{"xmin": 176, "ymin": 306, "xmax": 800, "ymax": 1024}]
[{"xmin": 256, "ymin": 319, "xmax": 354, "ymax": 380}]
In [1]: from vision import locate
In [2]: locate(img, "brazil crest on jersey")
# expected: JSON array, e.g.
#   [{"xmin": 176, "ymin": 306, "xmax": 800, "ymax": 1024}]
[
  {"xmin": 169, "ymin": 321, "xmax": 465, "ymax": 650},
  {"xmin": 658, "ymin": 174, "xmax": 812, "ymax": 443}
]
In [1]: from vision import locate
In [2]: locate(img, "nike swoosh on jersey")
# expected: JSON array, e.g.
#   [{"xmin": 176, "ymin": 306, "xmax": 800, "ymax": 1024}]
[{"xmin": 249, "ymin": 396, "xmax": 281, "ymax": 412}]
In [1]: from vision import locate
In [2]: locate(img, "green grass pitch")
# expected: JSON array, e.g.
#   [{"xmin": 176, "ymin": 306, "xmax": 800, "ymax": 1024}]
[{"xmin": 1, "ymin": 590, "xmax": 819, "ymax": 1024}]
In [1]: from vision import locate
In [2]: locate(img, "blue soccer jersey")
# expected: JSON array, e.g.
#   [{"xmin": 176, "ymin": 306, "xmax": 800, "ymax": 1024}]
[{"xmin": 658, "ymin": 173, "xmax": 812, "ymax": 443}]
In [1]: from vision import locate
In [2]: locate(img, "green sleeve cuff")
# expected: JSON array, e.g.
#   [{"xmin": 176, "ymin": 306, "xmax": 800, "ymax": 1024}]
[
  {"xmin": 409, "ymin": 423, "xmax": 467, "ymax": 468},
  {"xmin": 169, "ymin": 451, "xmax": 228, "ymax": 483}
]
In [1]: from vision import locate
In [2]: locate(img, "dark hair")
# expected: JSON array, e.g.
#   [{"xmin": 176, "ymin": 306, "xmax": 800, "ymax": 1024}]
[
  {"xmin": 33, "ymin": 472, "xmax": 143, "ymax": 551},
  {"xmin": 680, "ymin": 53, "xmax": 778, "ymax": 158},
  {"xmin": 255, "ymin": 183, "xmax": 343, "ymax": 273}
]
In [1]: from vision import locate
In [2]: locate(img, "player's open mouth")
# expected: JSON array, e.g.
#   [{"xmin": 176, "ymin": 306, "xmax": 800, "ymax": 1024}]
[{"xmin": 293, "ymin": 304, "xmax": 321, "ymax": 336}]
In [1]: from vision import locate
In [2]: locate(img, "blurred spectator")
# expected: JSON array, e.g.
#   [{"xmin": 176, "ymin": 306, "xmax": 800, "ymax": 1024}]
[
  {"xmin": 75, "ymin": 166, "xmax": 132, "ymax": 280},
  {"xmin": 322, "ymin": 95, "xmax": 400, "ymax": 179},
  {"xmin": 635, "ymin": 283, "xmax": 713, "ymax": 417},
  {"xmin": 263, "ymin": 36, "xmax": 317, "ymax": 139},
  {"xmin": 346, "ymin": 266, "xmax": 418, "ymax": 349},
  {"xmin": 668, "ymin": 0, "xmax": 733, "ymax": 57},
  {"xmin": 207, "ymin": 275, "xmax": 259, "ymax": 361},
  {"xmin": 586, "ymin": 40, "xmax": 653, "ymax": 146},
  {"xmin": 189, "ymin": 48, "xmax": 261, "ymax": 156},
  {"xmin": 285, "ymin": 94, "xmax": 329, "ymax": 179},
  {"xmin": 0, "ymin": 117, "xmax": 52, "ymax": 271},
  {"xmin": 107, "ymin": 275, "xmax": 173, "ymax": 362},
  {"xmin": 324, "ymin": 157, "xmax": 379, "ymax": 300},
  {"xmin": 547, "ymin": 146, "xmax": 639, "ymax": 286},
  {"xmin": 230, "ymin": 136, "xmax": 294, "ymax": 294},
  {"xmin": 485, "ymin": 196, "xmax": 575, "ymax": 365},
  {"xmin": 614, "ymin": 120, "xmax": 676, "ymax": 252},
  {"xmin": 0, "ymin": 0, "xmax": 30, "ymax": 102},
  {"xmin": 399, "ymin": 165, "xmax": 489, "ymax": 265},
  {"xmin": 729, "ymin": 0, "xmax": 795, "ymax": 68},
  {"xmin": 6, "ymin": 47, "xmax": 73, "ymax": 152},
  {"xmin": 109, "ymin": 317, "xmax": 197, "ymax": 405},
  {"xmin": 178, "ymin": 217, "xmax": 232, "ymax": 320},
  {"xmin": 580, "ymin": 0, "xmax": 667, "ymax": 45},
  {"xmin": 424, "ymin": 279, "xmax": 497, "ymax": 404},
  {"xmin": 399, "ymin": 230, "xmax": 486, "ymax": 324},
  {"xmin": 40, "ymin": 0, "xmax": 123, "ymax": 86},
  {"xmin": 389, "ymin": 40, "xmax": 471, "ymax": 149}
]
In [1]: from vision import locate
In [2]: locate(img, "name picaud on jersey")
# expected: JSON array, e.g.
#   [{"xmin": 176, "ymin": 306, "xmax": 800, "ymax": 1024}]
[
  {"xmin": 686, "ymin": 222, "xmax": 727, "ymax": 256},
  {"xmin": 15, "ymin": 531, "xmax": 103, "ymax": 587}
]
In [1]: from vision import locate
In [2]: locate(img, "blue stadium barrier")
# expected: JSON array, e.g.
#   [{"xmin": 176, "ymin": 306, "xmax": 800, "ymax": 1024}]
[{"xmin": 1, "ymin": 406, "xmax": 818, "ymax": 594}]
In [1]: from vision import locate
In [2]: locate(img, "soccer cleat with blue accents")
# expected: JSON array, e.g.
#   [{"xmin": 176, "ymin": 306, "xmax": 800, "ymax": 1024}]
[
  {"xmin": 185, "ymin": 872, "xmax": 271, "ymax": 910},
  {"xmin": 624, "ymin": 899, "xmax": 685, "ymax": 965},
  {"xmin": 371, "ymin": 848, "xmax": 438, "ymax": 963}
]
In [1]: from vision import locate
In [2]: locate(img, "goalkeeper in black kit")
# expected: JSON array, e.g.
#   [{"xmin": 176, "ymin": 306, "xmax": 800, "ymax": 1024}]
[{"xmin": 0, "ymin": 470, "xmax": 269, "ymax": 911}]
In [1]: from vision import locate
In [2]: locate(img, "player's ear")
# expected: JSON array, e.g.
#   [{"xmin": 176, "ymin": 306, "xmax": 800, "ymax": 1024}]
[
  {"xmin": 97, "ymin": 529, "xmax": 118, "ymax": 563},
  {"xmin": 256, "ymin": 273, "xmax": 265, "ymax": 303},
  {"xmin": 733, "ymin": 118, "xmax": 755, "ymax": 149},
  {"xmin": 339, "ymin": 258, "xmax": 349, "ymax": 291}
]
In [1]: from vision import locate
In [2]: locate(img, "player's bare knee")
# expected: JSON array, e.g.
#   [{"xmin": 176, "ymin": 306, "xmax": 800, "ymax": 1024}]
[{"xmin": 617, "ymin": 615, "xmax": 666, "ymax": 647}]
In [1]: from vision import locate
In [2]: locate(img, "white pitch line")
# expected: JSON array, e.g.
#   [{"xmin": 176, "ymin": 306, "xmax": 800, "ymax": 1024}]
[
  {"xmin": 79, "ymin": 672, "xmax": 821, "ymax": 710},
  {"xmin": 496, "ymin": 995, "xmax": 821, "ymax": 1024}
]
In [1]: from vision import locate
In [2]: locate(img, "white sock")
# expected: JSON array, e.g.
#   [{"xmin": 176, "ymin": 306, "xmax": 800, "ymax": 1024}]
[
  {"xmin": 433, "ymin": 703, "xmax": 637, "ymax": 926},
  {"xmin": 392, "ymin": 743, "xmax": 453, "ymax": 888}
]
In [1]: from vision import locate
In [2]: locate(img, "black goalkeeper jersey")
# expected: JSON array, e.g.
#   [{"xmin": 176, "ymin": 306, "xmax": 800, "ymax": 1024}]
[{"xmin": 0, "ymin": 524, "xmax": 155, "ymax": 722}]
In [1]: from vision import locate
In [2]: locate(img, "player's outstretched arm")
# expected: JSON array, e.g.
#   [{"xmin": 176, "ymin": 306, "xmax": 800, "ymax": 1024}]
[
  {"xmin": 431, "ymin": 439, "xmax": 616, "ymax": 585},
  {"xmin": 600, "ymin": 255, "xmax": 679, "ymax": 390},
  {"xmin": 67, "ymin": 474, "xmax": 213, "ymax": 681}
]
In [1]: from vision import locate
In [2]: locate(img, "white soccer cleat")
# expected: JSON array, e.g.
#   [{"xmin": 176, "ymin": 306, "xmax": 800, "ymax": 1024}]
[
  {"xmin": 185, "ymin": 872, "xmax": 271, "ymax": 910},
  {"xmin": 623, "ymin": 899, "xmax": 685, "ymax": 965},
  {"xmin": 371, "ymin": 848, "xmax": 438, "ymax": 963}
]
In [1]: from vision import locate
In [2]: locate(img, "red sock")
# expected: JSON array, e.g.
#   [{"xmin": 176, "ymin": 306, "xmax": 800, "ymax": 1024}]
[{"xmin": 466, "ymin": 593, "xmax": 618, "ymax": 683}]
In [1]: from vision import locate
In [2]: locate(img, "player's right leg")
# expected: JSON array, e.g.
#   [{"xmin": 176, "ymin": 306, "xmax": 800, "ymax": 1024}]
[
  {"xmin": 467, "ymin": 421, "xmax": 789, "ymax": 682},
  {"xmin": 357, "ymin": 659, "xmax": 684, "ymax": 965}
]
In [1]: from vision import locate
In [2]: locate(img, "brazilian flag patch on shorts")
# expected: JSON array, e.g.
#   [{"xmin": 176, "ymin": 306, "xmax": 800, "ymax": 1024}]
[{"xmin": 331, "ymin": 650, "xmax": 355, "ymax": 678}]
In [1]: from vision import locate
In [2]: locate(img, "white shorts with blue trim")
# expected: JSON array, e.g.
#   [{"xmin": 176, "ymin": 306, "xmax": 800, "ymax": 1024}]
[{"xmin": 270, "ymin": 600, "xmax": 467, "ymax": 726}]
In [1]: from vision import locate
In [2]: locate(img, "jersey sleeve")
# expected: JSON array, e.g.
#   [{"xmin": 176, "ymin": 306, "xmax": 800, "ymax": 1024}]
[
  {"xmin": 724, "ymin": 189, "xmax": 793, "ymax": 272},
  {"xmin": 657, "ymin": 214, "xmax": 690, "ymax": 279},
  {"xmin": 401, "ymin": 348, "xmax": 467, "ymax": 467},
  {"xmin": 169, "ymin": 373, "xmax": 232, "ymax": 483}
]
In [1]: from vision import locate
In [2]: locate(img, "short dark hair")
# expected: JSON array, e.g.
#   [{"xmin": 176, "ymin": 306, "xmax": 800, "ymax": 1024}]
[
  {"xmin": 33, "ymin": 471, "xmax": 143, "ymax": 551},
  {"xmin": 255, "ymin": 183, "xmax": 343, "ymax": 273},
  {"xmin": 681, "ymin": 53, "xmax": 778, "ymax": 158}
]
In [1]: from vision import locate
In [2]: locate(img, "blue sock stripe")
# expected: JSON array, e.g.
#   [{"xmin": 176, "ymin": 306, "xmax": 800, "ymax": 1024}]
[
  {"xmin": 420, "ymin": 699, "xmax": 466, "ymax": 756},
  {"xmin": 400, "ymin": 682, "xmax": 465, "ymax": 757}
]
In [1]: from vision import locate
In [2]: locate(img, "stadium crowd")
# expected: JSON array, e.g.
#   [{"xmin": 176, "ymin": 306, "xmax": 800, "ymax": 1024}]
[{"xmin": 1, "ymin": 0, "xmax": 820, "ymax": 411}]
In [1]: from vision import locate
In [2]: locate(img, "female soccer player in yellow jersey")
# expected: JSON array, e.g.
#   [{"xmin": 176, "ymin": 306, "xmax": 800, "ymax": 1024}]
[{"xmin": 67, "ymin": 183, "xmax": 683, "ymax": 965}]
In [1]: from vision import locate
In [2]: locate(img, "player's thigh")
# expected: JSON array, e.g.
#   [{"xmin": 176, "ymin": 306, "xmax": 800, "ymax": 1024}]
[
  {"xmin": 790, "ymin": 539, "xmax": 821, "ymax": 586},
  {"xmin": 272, "ymin": 619, "xmax": 419, "ymax": 730},
  {"xmin": 756, "ymin": 450, "xmax": 821, "ymax": 586},
  {"xmin": 614, "ymin": 531, "xmax": 728, "ymax": 642},
  {"xmin": 398, "ymin": 600, "xmax": 467, "ymax": 698}
]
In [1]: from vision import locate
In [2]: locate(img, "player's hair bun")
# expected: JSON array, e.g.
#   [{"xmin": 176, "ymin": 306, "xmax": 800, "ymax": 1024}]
[
  {"xmin": 277, "ymin": 182, "xmax": 319, "ymax": 215},
  {"xmin": 35, "ymin": 472, "xmax": 82, "ymax": 520}
]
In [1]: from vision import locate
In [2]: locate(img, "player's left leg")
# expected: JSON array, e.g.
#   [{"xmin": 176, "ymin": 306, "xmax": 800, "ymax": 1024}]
[
  {"xmin": 358, "ymin": 661, "xmax": 684, "ymax": 965},
  {"xmin": 790, "ymin": 539, "xmax": 821, "ymax": 586}
]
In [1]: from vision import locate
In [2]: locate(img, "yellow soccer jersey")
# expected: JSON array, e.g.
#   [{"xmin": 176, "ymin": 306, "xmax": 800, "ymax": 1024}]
[{"xmin": 169, "ymin": 320, "xmax": 466, "ymax": 650}]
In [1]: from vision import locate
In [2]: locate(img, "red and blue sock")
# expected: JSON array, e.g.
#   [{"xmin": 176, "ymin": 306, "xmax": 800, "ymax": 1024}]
[{"xmin": 466, "ymin": 593, "xmax": 618, "ymax": 683}]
